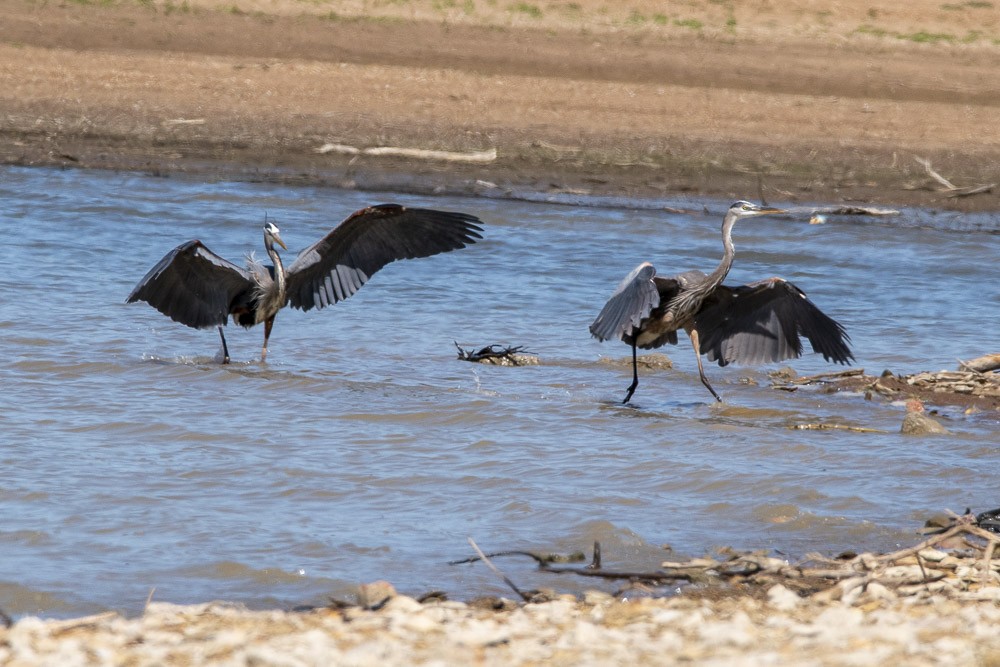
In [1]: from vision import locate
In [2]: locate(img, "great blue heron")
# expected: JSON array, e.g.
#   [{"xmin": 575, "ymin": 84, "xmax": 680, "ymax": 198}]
[
  {"xmin": 589, "ymin": 200, "xmax": 853, "ymax": 403},
  {"xmin": 127, "ymin": 204, "xmax": 483, "ymax": 363}
]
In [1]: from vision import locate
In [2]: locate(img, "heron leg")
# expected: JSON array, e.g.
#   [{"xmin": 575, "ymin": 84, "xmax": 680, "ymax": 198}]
[
  {"xmin": 217, "ymin": 326, "xmax": 231, "ymax": 365},
  {"xmin": 623, "ymin": 341, "xmax": 640, "ymax": 404},
  {"xmin": 689, "ymin": 328, "xmax": 722, "ymax": 402},
  {"xmin": 261, "ymin": 316, "xmax": 275, "ymax": 363}
]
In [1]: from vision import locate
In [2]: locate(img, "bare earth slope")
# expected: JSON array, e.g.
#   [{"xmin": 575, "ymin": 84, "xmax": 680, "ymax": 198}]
[{"xmin": 1, "ymin": 0, "xmax": 999, "ymax": 209}]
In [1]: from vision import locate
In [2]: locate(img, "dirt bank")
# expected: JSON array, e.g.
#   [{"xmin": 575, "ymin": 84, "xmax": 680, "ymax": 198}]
[{"xmin": 2, "ymin": 0, "xmax": 999, "ymax": 210}]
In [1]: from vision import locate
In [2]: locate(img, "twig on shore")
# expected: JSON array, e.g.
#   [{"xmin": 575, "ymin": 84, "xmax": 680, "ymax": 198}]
[
  {"xmin": 787, "ymin": 206, "xmax": 900, "ymax": 217},
  {"xmin": 914, "ymin": 156, "xmax": 995, "ymax": 198},
  {"xmin": 958, "ymin": 353, "xmax": 1000, "ymax": 373},
  {"xmin": 315, "ymin": 143, "xmax": 497, "ymax": 163},
  {"xmin": 452, "ymin": 510, "xmax": 1000, "ymax": 605},
  {"xmin": 453, "ymin": 542, "xmax": 696, "ymax": 584},
  {"xmin": 467, "ymin": 537, "xmax": 533, "ymax": 603}
]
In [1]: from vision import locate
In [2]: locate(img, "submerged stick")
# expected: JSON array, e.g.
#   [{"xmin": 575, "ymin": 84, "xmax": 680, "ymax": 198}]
[{"xmin": 467, "ymin": 537, "xmax": 532, "ymax": 602}]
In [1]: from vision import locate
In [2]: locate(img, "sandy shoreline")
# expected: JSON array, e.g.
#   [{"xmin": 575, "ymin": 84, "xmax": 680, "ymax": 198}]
[{"xmin": 2, "ymin": 0, "xmax": 1000, "ymax": 211}]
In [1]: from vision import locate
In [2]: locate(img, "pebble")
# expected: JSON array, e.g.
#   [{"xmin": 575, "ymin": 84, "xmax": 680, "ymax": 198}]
[{"xmin": 767, "ymin": 584, "xmax": 802, "ymax": 611}]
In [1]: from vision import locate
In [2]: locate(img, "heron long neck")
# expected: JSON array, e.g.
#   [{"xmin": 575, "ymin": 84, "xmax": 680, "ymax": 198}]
[
  {"xmin": 704, "ymin": 210, "xmax": 737, "ymax": 291},
  {"xmin": 265, "ymin": 238, "xmax": 286, "ymax": 297}
]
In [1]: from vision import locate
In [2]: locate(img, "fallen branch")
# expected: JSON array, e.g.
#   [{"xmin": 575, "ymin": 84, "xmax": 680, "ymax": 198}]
[
  {"xmin": 914, "ymin": 156, "xmax": 995, "ymax": 198},
  {"xmin": 778, "ymin": 368, "xmax": 866, "ymax": 385},
  {"xmin": 455, "ymin": 342, "xmax": 537, "ymax": 366},
  {"xmin": 315, "ymin": 143, "xmax": 497, "ymax": 163},
  {"xmin": 452, "ymin": 543, "xmax": 695, "ymax": 584},
  {"xmin": 466, "ymin": 537, "xmax": 532, "ymax": 603},
  {"xmin": 451, "ymin": 509, "xmax": 1000, "ymax": 605},
  {"xmin": 787, "ymin": 206, "xmax": 900, "ymax": 217},
  {"xmin": 790, "ymin": 423, "xmax": 887, "ymax": 433},
  {"xmin": 958, "ymin": 353, "xmax": 1000, "ymax": 373}
]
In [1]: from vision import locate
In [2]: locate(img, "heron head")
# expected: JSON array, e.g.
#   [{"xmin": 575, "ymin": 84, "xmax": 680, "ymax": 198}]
[
  {"xmin": 728, "ymin": 200, "xmax": 787, "ymax": 219},
  {"xmin": 263, "ymin": 221, "xmax": 287, "ymax": 250}
]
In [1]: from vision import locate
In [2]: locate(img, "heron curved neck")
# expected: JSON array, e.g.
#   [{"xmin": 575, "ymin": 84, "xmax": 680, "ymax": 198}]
[{"xmin": 704, "ymin": 211, "xmax": 737, "ymax": 289}]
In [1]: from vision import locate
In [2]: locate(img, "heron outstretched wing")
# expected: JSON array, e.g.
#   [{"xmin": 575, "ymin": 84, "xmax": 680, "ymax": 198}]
[
  {"xmin": 285, "ymin": 204, "xmax": 484, "ymax": 312},
  {"xmin": 589, "ymin": 262, "xmax": 667, "ymax": 342},
  {"xmin": 694, "ymin": 278, "xmax": 854, "ymax": 367},
  {"xmin": 126, "ymin": 240, "xmax": 254, "ymax": 329}
]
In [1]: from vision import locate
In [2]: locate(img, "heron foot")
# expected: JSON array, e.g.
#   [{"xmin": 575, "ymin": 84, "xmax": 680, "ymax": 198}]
[
  {"xmin": 622, "ymin": 381, "xmax": 638, "ymax": 404},
  {"xmin": 702, "ymin": 379, "xmax": 722, "ymax": 402}
]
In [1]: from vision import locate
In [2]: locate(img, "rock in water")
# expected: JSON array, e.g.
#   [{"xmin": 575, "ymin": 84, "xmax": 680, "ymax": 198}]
[{"xmin": 900, "ymin": 399, "xmax": 949, "ymax": 435}]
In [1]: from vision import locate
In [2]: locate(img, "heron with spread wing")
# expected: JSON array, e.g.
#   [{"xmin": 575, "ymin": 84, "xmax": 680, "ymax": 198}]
[
  {"xmin": 127, "ymin": 204, "xmax": 483, "ymax": 363},
  {"xmin": 590, "ymin": 201, "xmax": 853, "ymax": 403}
]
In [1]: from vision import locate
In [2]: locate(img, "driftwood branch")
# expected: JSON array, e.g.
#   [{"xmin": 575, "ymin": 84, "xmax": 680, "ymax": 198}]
[
  {"xmin": 914, "ymin": 156, "xmax": 995, "ymax": 198},
  {"xmin": 315, "ymin": 143, "xmax": 497, "ymax": 163},
  {"xmin": 791, "ymin": 423, "xmax": 887, "ymax": 433},
  {"xmin": 958, "ymin": 353, "xmax": 1000, "ymax": 373},
  {"xmin": 452, "ymin": 542, "xmax": 695, "ymax": 584},
  {"xmin": 453, "ymin": 510, "xmax": 1000, "ymax": 605},
  {"xmin": 787, "ymin": 205, "xmax": 900, "ymax": 217}
]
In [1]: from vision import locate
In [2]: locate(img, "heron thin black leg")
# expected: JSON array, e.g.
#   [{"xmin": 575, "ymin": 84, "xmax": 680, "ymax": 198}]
[
  {"xmin": 623, "ymin": 341, "xmax": 639, "ymax": 404},
  {"xmin": 689, "ymin": 328, "xmax": 722, "ymax": 402},
  {"xmin": 261, "ymin": 316, "xmax": 275, "ymax": 363},
  {"xmin": 217, "ymin": 326, "xmax": 231, "ymax": 365}
]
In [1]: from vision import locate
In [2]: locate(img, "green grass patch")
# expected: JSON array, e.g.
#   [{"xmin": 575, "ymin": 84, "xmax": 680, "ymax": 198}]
[
  {"xmin": 900, "ymin": 30, "xmax": 955, "ymax": 43},
  {"xmin": 509, "ymin": 2, "xmax": 541, "ymax": 18},
  {"xmin": 159, "ymin": 0, "xmax": 191, "ymax": 12},
  {"xmin": 674, "ymin": 17, "xmax": 703, "ymax": 30},
  {"xmin": 941, "ymin": 0, "xmax": 994, "ymax": 8},
  {"xmin": 855, "ymin": 24, "xmax": 969, "ymax": 44},
  {"xmin": 626, "ymin": 10, "xmax": 646, "ymax": 25}
]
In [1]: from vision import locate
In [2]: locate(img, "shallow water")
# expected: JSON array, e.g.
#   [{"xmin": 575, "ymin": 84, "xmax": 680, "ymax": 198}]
[{"xmin": 1, "ymin": 166, "xmax": 997, "ymax": 618}]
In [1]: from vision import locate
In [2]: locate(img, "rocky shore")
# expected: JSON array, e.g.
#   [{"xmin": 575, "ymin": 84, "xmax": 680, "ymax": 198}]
[
  {"xmin": 4, "ymin": 589, "xmax": 1000, "ymax": 666},
  {"xmin": 5, "ymin": 515, "xmax": 1000, "ymax": 666}
]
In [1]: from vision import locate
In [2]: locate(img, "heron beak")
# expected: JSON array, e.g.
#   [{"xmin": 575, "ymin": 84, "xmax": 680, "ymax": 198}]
[
  {"xmin": 274, "ymin": 234, "xmax": 288, "ymax": 250},
  {"xmin": 758, "ymin": 206, "xmax": 787, "ymax": 215}
]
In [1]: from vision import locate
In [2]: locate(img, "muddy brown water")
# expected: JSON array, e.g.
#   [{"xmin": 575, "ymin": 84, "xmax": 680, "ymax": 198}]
[{"xmin": 1, "ymin": 166, "xmax": 997, "ymax": 618}]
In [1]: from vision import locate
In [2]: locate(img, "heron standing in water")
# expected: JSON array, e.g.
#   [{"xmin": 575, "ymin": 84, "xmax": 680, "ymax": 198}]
[
  {"xmin": 590, "ymin": 201, "xmax": 853, "ymax": 403},
  {"xmin": 127, "ymin": 204, "xmax": 483, "ymax": 363}
]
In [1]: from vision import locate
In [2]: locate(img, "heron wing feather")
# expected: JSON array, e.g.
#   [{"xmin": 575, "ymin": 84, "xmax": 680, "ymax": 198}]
[
  {"xmin": 126, "ymin": 240, "xmax": 254, "ymax": 329},
  {"xmin": 285, "ymin": 204, "xmax": 483, "ymax": 312},
  {"xmin": 589, "ymin": 262, "xmax": 663, "ymax": 342},
  {"xmin": 695, "ymin": 278, "xmax": 854, "ymax": 367}
]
